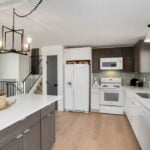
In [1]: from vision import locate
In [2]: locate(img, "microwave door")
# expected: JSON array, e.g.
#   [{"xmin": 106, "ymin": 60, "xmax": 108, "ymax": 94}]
[{"xmin": 101, "ymin": 62, "xmax": 117, "ymax": 70}]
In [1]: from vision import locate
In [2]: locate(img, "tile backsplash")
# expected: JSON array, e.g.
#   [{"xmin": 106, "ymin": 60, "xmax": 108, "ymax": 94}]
[{"xmin": 93, "ymin": 71, "xmax": 150, "ymax": 87}]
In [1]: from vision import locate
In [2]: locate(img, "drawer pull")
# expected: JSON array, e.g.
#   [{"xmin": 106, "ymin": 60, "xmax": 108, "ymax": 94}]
[
  {"xmin": 24, "ymin": 129, "xmax": 30, "ymax": 134},
  {"xmin": 16, "ymin": 134, "xmax": 23, "ymax": 139}
]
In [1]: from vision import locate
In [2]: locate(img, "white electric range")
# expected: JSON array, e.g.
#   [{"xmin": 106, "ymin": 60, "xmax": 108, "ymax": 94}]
[{"xmin": 100, "ymin": 78, "xmax": 124, "ymax": 115}]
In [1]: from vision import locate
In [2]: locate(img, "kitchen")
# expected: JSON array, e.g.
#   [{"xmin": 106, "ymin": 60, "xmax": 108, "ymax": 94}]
[
  {"xmin": 41, "ymin": 42, "xmax": 150, "ymax": 150},
  {"xmin": 0, "ymin": 0, "xmax": 150, "ymax": 150}
]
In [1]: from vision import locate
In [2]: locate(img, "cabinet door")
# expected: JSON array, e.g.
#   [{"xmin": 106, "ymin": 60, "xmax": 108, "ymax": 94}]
[
  {"xmin": 0, "ymin": 138, "xmax": 22, "ymax": 150},
  {"xmin": 134, "ymin": 40, "xmax": 150, "ymax": 73},
  {"xmin": 136, "ymin": 105, "xmax": 150, "ymax": 150},
  {"xmin": 41, "ymin": 112, "xmax": 55, "ymax": 150},
  {"xmin": 91, "ymin": 92, "xmax": 100, "ymax": 111},
  {"xmin": 23, "ymin": 123, "xmax": 41, "ymax": 150},
  {"xmin": 122, "ymin": 47, "xmax": 134, "ymax": 72},
  {"xmin": 139, "ymin": 42, "xmax": 150, "ymax": 73}
]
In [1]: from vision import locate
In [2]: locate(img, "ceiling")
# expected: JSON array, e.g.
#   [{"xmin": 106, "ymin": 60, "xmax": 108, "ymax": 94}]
[{"xmin": 0, "ymin": 0, "xmax": 150, "ymax": 48}]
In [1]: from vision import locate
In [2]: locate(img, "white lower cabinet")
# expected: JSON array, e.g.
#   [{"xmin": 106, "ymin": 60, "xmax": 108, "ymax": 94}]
[
  {"xmin": 91, "ymin": 87, "xmax": 100, "ymax": 112},
  {"xmin": 126, "ymin": 92, "xmax": 150, "ymax": 150}
]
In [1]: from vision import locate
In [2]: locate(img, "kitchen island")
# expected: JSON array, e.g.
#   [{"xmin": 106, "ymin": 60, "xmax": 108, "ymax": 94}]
[{"xmin": 0, "ymin": 94, "xmax": 60, "ymax": 150}]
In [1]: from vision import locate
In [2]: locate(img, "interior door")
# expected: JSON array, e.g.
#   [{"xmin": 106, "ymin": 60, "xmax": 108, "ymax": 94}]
[
  {"xmin": 74, "ymin": 64, "xmax": 89, "ymax": 112},
  {"xmin": 47, "ymin": 55, "xmax": 58, "ymax": 95},
  {"xmin": 65, "ymin": 64, "xmax": 74, "ymax": 110}
]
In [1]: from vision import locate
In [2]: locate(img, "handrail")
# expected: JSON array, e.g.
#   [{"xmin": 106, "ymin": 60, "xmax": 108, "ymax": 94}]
[
  {"xmin": 0, "ymin": 81, "xmax": 22, "ymax": 97},
  {"xmin": 22, "ymin": 58, "xmax": 42, "ymax": 82},
  {"xmin": 0, "ymin": 55, "xmax": 43, "ymax": 96},
  {"xmin": 6, "ymin": 82, "xmax": 22, "ymax": 93},
  {"xmin": 22, "ymin": 56, "xmax": 43, "ymax": 94}
]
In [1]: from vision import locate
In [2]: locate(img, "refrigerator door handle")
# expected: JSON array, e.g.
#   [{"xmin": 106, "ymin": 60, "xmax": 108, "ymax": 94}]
[{"xmin": 67, "ymin": 82, "xmax": 72, "ymax": 85}]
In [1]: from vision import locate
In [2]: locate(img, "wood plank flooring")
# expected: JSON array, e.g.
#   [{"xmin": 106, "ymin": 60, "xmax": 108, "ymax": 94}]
[{"xmin": 52, "ymin": 112, "xmax": 141, "ymax": 150}]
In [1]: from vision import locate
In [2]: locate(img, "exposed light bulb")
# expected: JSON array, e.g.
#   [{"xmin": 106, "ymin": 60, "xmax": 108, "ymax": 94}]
[
  {"xmin": 144, "ymin": 25, "xmax": 150, "ymax": 43},
  {"xmin": 27, "ymin": 37, "xmax": 32, "ymax": 44},
  {"xmin": 144, "ymin": 33, "xmax": 150, "ymax": 43},
  {"xmin": 24, "ymin": 43, "xmax": 28, "ymax": 50},
  {"xmin": 0, "ymin": 40, "xmax": 2, "ymax": 48}
]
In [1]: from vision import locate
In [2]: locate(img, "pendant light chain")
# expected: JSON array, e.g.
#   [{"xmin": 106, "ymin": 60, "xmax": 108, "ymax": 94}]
[{"xmin": 14, "ymin": 0, "xmax": 43, "ymax": 18}]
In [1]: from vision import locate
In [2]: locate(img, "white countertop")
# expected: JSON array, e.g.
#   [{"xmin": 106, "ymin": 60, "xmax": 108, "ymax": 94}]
[
  {"xmin": 0, "ymin": 94, "xmax": 60, "ymax": 131},
  {"xmin": 123, "ymin": 86, "xmax": 150, "ymax": 111}
]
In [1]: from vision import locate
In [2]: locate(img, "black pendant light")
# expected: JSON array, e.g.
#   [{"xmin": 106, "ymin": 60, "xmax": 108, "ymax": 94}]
[{"xmin": 0, "ymin": 0, "xmax": 43, "ymax": 55}]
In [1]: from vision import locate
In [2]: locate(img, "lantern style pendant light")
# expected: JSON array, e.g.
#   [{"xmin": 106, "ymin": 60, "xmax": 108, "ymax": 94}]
[{"xmin": 0, "ymin": 0, "xmax": 43, "ymax": 55}]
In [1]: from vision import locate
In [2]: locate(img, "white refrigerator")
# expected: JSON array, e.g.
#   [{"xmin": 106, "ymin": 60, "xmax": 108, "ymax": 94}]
[{"xmin": 65, "ymin": 64, "xmax": 90, "ymax": 112}]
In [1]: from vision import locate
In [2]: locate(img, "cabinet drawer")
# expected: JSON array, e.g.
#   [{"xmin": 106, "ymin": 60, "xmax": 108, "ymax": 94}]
[
  {"xmin": 20, "ymin": 111, "xmax": 40, "ymax": 131},
  {"xmin": 0, "ymin": 111, "xmax": 40, "ymax": 148},
  {"xmin": 41, "ymin": 103, "xmax": 55, "ymax": 119},
  {"xmin": 0, "ymin": 121, "xmax": 22, "ymax": 148}
]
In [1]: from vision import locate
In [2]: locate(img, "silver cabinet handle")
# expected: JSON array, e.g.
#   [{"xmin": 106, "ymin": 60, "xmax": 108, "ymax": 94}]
[
  {"xmin": 24, "ymin": 129, "xmax": 30, "ymax": 134},
  {"xmin": 16, "ymin": 134, "xmax": 23, "ymax": 139}
]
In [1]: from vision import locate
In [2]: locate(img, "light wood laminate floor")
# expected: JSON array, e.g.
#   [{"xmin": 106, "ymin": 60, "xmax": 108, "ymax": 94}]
[{"xmin": 52, "ymin": 112, "xmax": 141, "ymax": 150}]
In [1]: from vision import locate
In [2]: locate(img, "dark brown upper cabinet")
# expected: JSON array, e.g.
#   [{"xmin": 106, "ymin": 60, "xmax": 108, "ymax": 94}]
[
  {"xmin": 92, "ymin": 47, "xmax": 134, "ymax": 73},
  {"xmin": 122, "ymin": 47, "xmax": 134, "ymax": 72},
  {"xmin": 134, "ymin": 40, "xmax": 150, "ymax": 73}
]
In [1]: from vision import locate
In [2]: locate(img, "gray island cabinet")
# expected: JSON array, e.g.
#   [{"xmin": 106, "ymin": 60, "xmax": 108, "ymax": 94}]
[{"xmin": 0, "ymin": 97, "xmax": 56, "ymax": 150}]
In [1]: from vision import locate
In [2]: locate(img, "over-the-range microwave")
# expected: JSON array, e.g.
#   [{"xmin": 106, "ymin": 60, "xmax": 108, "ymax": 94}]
[{"xmin": 100, "ymin": 57, "xmax": 123, "ymax": 70}]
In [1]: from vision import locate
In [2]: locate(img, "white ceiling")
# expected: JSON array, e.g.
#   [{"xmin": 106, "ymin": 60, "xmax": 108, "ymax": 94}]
[{"xmin": 0, "ymin": 0, "xmax": 150, "ymax": 48}]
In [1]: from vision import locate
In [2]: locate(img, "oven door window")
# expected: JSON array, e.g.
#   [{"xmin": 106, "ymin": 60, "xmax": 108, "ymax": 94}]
[
  {"xmin": 104, "ymin": 93, "xmax": 119, "ymax": 102},
  {"xmin": 102, "ymin": 62, "xmax": 117, "ymax": 67}
]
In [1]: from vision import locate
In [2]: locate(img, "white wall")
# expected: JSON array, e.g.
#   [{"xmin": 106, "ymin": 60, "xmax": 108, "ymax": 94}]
[
  {"xmin": 0, "ymin": 53, "xmax": 30, "ymax": 81},
  {"xmin": 0, "ymin": 53, "xmax": 19, "ymax": 80},
  {"xmin": 41, "ymin": 45, "xmax": 64, "ymax": 111},
  {"xmin": 19, "ymin": 55, "xmax": 30, "ymax": 82},
  {"xmin": 41, "ymin": 46, "xmax": 92, "ymax": 111}
]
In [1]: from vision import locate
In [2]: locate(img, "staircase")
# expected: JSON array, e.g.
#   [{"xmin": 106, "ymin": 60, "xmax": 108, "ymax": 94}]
[
  {"xmin": 0, "ymin": 55, "xmax": 43, "ymax": 97},
  {"xmin": 34, "ymin": 82, "xmax": 43, "ymax": 94}
]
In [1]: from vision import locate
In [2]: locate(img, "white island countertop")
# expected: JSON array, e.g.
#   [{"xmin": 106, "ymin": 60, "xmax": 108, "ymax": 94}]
[
  {"xmin": 123, "ymin": 86, "xmax": 150, "ymax": 111},
  {"xmin": 0, "ymin": 94, "xmax": 61, "ymax": 131}
]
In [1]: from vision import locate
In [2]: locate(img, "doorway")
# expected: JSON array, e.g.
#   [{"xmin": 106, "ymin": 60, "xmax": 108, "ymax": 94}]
[{"xmin": 47, "ymin": 55, "xmax": 58, "ymax": 95}]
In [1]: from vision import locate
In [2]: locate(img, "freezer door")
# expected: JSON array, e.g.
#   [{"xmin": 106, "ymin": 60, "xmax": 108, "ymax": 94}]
[
  {"xmin": 74, "ymin": 64, "xmax": 89, "ymax": 112},
  {"xmin": 65, "ymin": 64, "xmax": 74, "ymax": 110}
]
